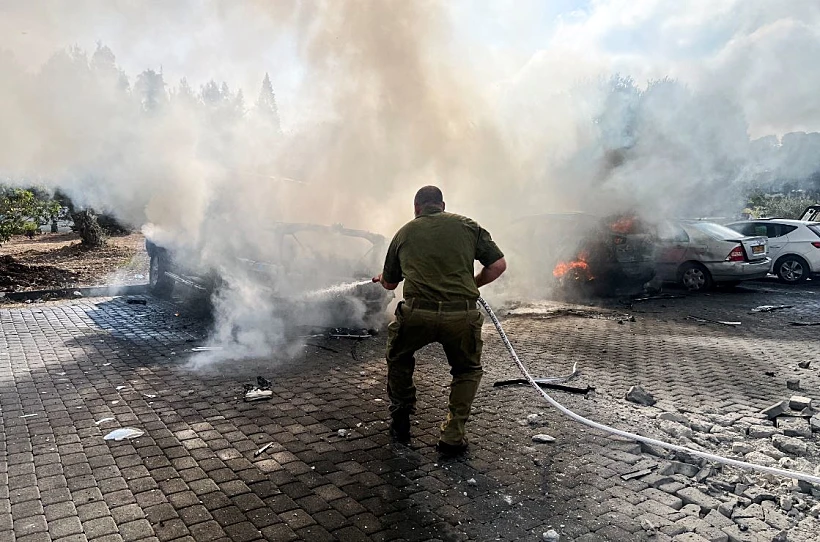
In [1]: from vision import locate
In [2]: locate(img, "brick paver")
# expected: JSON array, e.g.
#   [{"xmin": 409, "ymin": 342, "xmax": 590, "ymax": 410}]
[{"xmin": 1, "ymin": 280, "xmax": 819, "ymax": 540}]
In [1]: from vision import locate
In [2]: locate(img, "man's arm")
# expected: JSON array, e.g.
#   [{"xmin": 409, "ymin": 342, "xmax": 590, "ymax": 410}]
[
  {"xmin": 372, "ymin": 273, "xmax": 400, "ymax": 290},
  {"xmin": 475, "ymin": 257, "xmax": 506, "ymax": 288}
]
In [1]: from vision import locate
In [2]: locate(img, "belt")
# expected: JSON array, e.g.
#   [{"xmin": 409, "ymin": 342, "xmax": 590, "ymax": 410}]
[{"xmin": 405, "ymin": 298, "xmax": 476, "ymax": 312}]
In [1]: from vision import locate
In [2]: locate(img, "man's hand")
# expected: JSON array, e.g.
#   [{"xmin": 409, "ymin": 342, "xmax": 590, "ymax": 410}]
[
  {"xmin": 373, "ymin": 273, "xmax": 400, "ymax": 291},
  {"xmin": 475, "ymin": 257, "xmax": 507, "ymax": 288}
]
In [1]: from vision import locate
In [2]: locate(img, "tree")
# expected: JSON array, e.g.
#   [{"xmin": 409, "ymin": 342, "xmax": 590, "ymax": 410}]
[
  {"xmin": 0, "ymin": 189, "xmax": 61, "ymax": 244},
  {"xmin": 256, "ymin": 73, "xmax": 281, "ymax": 134},
  {"xmin": 134, "ymin": 69, "xmax": 167, "ymax": 113}
]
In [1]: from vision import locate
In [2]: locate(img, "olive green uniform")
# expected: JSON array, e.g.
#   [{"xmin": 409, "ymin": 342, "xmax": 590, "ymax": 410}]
[{"xmin": 382, "ymin": 208, "xmax": 504, "ymax": 445}]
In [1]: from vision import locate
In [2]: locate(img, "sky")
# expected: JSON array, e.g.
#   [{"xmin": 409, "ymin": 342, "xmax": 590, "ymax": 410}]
[{"xmin": 1, "ymin": 0, "xmax": 818, "ymax": 137}]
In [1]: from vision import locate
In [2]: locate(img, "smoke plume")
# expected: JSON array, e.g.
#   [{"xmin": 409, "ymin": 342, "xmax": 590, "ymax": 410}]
[{"xmin": 1, "ymin": 1, "xmax": 819, "ymax": 360}]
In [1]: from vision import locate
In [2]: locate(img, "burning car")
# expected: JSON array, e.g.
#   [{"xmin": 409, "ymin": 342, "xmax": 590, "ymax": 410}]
[
  {"xmin": 145, "ymin": 222, "xmax": 393, "ymax": 330},
  {"xmin": 503, "ymin": 212, "xmax": 658, "ymax": 297}
]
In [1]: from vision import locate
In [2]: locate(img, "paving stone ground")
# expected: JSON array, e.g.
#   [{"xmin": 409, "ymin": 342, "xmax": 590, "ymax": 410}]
[{"xmin": 2, "ymin": 279, "xmax": 820, "ymax": 541}]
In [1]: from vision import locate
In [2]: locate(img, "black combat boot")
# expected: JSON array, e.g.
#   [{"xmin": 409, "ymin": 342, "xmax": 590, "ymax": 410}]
[{"xmin": 389, "ymin": 413, "xmax": 411, "ymax": 443}]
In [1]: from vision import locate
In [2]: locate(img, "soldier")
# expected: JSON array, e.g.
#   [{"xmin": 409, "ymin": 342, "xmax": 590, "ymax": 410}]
[{"xmin": 372, "ymin": 186, "xmax": 507, "ymax": 455}]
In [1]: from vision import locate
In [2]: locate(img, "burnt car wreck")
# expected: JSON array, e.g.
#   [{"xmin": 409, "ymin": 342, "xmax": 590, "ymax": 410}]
[{"xmin": 145, "ymin": 222, "xmax": 393, "ymax": 331}]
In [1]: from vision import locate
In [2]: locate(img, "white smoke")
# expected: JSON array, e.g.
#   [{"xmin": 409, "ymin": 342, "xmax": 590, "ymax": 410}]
[{"xmin": 1, "ymin": 0, "xmax": 819, "ymax": 359}]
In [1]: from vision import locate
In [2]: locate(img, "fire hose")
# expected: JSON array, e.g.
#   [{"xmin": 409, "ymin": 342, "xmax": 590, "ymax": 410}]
[{"xmin": 476, "ymin": 297, "xmax": 820, "ymax": 486}]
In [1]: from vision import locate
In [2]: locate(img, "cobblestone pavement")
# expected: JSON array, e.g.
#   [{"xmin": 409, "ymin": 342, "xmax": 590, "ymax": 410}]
[{"xmin": 2, "ymin": 279, "xmax": 820, "ymax": 541}]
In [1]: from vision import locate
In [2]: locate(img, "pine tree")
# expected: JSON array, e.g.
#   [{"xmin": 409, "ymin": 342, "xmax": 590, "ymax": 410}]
[
  {"xmin": 134, "ymin": 69, "xmax": 166, "ymax": 113},
  {"xmin": 256, "ymin": 73, "xmax": 281, "ymax": 133}
]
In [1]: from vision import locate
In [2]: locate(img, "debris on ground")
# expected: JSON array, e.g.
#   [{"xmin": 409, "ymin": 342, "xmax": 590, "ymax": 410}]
[
  {"xmin": 337, "ymin": 429, "xmax": 349, "ymax": 438},
  {"xmin": 243, "ymin": 376, "xmax": 273, "ymax": 402},
  {"xmin": 103, "ymin": 428, "xmax": 145, "ymax": 441},
  {"xmin": 191, "ymin": 346, "xmax": 224, "ymax": 352},
  {"xmin": 789, "ymin": 396, "xmax": 813, "ymax": 411},
  {"xmin": 94, "ymin": 417, "xmax": 115, "ymax": 425},
  {"xmin": 626, "ymin": 385, "xmax": 656, "ymax": 406},
  {"xmin": 531, "ymin": 434, "xmax": 556, "ymax": 444},
  {"xmin": 687, "ymin": 315, "xmax": 741, "ymax": 326},
  {"xmin": 789, "ymin": 321, "xmax": 820, "ymax": 326},
  {"xmin": 621, "ymin": 468, "xmax": 655, "ymax": 481},
  {"xmin": 798, "ymin": 361, "xmax": 812, "ymax": 369},
  {"xmin": 253, "ymin": 442, "xmax": 274, "ymax": 457},
  {"xmin": 787, "ymin": 379, "xmax": 801, "ymax": 391},
  {"xmin": 541, "ymin": 529, "xmax": 560, "ymax": 541},
  {"xmin": 467, "ymin": 478, "xmax": 477, "ymax": 486},
  {"xmin": 751, "ymin": 305, "xmax": 794, "ymax": 313}
]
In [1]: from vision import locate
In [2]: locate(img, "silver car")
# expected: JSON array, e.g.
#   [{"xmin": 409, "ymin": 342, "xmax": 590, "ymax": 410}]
[{"xmin": 655, "ymin": 221, "xmax": 770, "ymax": 291}]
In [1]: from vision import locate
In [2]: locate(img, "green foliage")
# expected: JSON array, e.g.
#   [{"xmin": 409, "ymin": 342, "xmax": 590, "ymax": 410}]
[
  {"xmin": 0, "ymin": 189, "xmax": 62, "ymax": 244},
  {"xmin": 745, "ymin": 192, "xmax": 817, "ymax": 219}
]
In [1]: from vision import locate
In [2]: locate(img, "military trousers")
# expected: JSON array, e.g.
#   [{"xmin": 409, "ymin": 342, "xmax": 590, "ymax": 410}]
[{"xmin": 385, "ymin": 298, "xmax": 484, "ymax": 445}]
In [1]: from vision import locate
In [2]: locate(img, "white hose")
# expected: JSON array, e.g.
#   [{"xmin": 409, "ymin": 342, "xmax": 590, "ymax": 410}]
[{"xmin": 477, "ymin": 297, "xmax": 820, "ymax": 486}]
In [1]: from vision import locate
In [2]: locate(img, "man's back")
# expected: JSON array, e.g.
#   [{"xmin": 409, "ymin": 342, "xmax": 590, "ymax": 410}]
[{"xmin": 383, "ymin": 208, "xmax": 503, "ymax": 301}]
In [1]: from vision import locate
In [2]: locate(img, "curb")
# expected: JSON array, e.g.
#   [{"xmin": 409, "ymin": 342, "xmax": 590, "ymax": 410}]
[{"xmin": 0, "ymin": 284, "xmax": 149, "ymax": 302}]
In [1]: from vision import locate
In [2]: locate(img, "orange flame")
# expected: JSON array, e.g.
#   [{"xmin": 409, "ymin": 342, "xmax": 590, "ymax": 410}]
[
  {"xmin": 553, "ymin": 251, "xmax": 593, "ymax": 280},
  {"xmin": 610, "ymin": 216, "xmax": 637, "ymax": 234}
]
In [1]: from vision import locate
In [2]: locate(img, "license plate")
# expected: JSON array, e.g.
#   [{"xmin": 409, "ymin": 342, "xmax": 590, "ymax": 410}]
[{"xmin": 752, "ymin": 245, "xmax": 765, "ymax": 255}]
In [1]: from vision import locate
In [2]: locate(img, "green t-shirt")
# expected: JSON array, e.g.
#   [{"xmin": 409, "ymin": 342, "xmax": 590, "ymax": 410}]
[{"xmin": 382, "ymin": 208, "xmax": 504, "ymax": 301}]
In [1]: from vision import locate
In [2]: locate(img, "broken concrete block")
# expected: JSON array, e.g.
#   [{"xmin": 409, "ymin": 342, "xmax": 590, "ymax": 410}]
[
  {"xmin": 746, "ymin": 425, "xmax": 776, "ymax": 439},
  {"xmin": 677, "ymin": 487, "xmax": 722, "ymax": 511},
  {"xmin": 760, "ymin": 400, "xmax": 790, "ymax": 420},
  {"xmin": 771, "ymin": 435, "xmax": 808, "ymax": 456},
  {"xmin": 789, "ymin": 395, "xmax": 812, "ymax": 411},
  {"xmin": 705, "ymin": 509, "xmax": 734, "ymax": 529},
  {"xmin": 541, "ymin": 529, "xmax": 559, "ymax": 542},
  {"xmin": 799, "ymin": 406, "xmax": 818, "ymax": 417},
  {"xmin": 741, "ymin": 487, "xmax": 775, "ymax": 505},
  {"xmin": 786, "ymin": 379, "xmax": 800, "ymax": 391},
  {"xmin": 670, "ymin": 461, "xmax": 700, "ymax": 478},
  {"xmin": 694, "ymin": 466, "xmax": 713, "ymax": 483},
  {"xmin": 797, "ymin": 360, "xmax": 811, "ymax": 369},
  {"xmin": 659, "ymin": 412, "xmax": 691, "ymax": 426},
  {"xmin": 531, "ymin": 434, "xmax": 556, "ymax": 444},
  {"xmin": 743, "ymin": 451, "xmax": 778, "ymax": 467},
  {"xmin": 626, "ymin": 385, "xmax": 656, "ymax": 406},
  {"xmin": 811, "ymin": 415, "xmax": 820, "ymax": 432},
  {"xmin": 776, "ymin": 417, "xmax": 812, "ymax": 438},
  {"xmin": 778, "ymin": 496, "xmax": 792, "ymax": 512},
  {"xmin": 731, "ymin": 442, "xmax": 754, "ymax": 455}
]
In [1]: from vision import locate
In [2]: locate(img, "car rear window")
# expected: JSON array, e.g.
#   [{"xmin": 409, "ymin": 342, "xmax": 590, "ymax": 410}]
[
  {"xmin": 808, "ymin": 224, "xmax": 820, "ymax": 238},
  {"xmin": 690, "ymin": 222, "xmax": 745, "ymax": 240}
]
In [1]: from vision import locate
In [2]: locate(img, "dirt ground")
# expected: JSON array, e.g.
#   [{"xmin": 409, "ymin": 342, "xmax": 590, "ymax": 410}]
[{"xmin": 0, "ymin": 231, "xmax": 149, "ymax": 291}]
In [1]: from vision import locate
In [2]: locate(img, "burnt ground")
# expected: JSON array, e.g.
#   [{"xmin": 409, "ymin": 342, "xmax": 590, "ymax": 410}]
[
  {"xmin": 2, "ymin": 278, "xmax": 820, "ymax": 541},
  {"xmin": 0, "ymin": 232, "xmax": 148, "ymax": 292}
]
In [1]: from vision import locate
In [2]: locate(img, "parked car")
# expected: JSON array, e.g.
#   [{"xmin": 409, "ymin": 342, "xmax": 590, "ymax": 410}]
[
  {"xmin": 655, "ymin": 221, "xmax": 770, "ymax": 291},
  {"xmin": 145, "ymin": 222, "xmax": 393, "ymax": 330},
  {"xmin": 501, "ymin": 212, "xmax": 657, "ymax": 296},
  {"xmin": 725, "ymin": 219, "xmax": 820, "ymax": 284}
]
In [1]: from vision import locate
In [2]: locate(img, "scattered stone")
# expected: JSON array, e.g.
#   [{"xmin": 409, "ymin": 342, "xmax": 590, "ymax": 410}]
[
  {"xmin": 809, "ymin": 415, "xmax": 820, "ymax": 432},
  {"xmin": 670, "ymin": 461, "xmax": 700, "ymax": 478},
  {"xmin": 680, "ymin": 503, "xmax": 701, "ymax": 516},
  {"xmin": 718, "ymin": 499, "xmax": 736, "ymax": 518},
  {"xmin": 541, "ymin": 529, "xmax": 559, "ymax": 541},
  {"xmin": 627, "ymin": 385, "xmax": 656, "ymax": 406},
  {"xmin": 760, "ymin": 400, "xmax": 790, "ymax": 420},
  {"xmin": 798, "ymin": 406, "xmax": 818, "ymax": 417},
  {"xmin": 741, "ymin": 487, "xmax": 775, "ymax": 505},
  {"xmin": 771, "ymin": 435, "xmax": 808, "ymax": 456},
  {"xmin": 659, "ymin": 412, "xmax": 691, "ymax": 426},
  {"xmin": 660, "ymin": 421, "xmax": 694, "ymax": 440},
  {"xmin": 732, "ymin": 442, "xmax": 754, "ymax": 455},
  {"xmin": 531, "ymin": 434, "xmax": 556, "ymax": 444},
  {"xmin": 640, "ymin": 518, "xmax": 656, "ymax": 532},
  {"xmin": 771, "ymin": 531, "xmax": 788, "ymax": 542},
  {"xmin": 337, "ymin": 429, "xmax": 349, "ymax": 438},
  {"xmin": 621, "ymin": 468, "xmax": 655, "ymax": 481},
  {"xmin": 747, "ymin": 425, "xmax": 776, "ymax": 439},
  {"xmin": 777, "ymin": 417, "xmax": 812, "ymax": 438},
  {"xmin": 527, "ymin": 413, "xmax": 548, "ymax": 426},
  {"xmin": 796, "ymin": 480, "xmax": 819, "ymax": 495},
  {"xmin": 677, "ymin": 487, "xmax": 721, "ymax": 511},
  {"xmin": 659, "ymin": 481, "xmax": 686, "ymax": 495},
  {"xmin": 789, "ymin": 396, "xmax": 813, "ymax": 411},
  {"xmin": 809, "ymin": 504, "xmax": 820, "ymax": 517},
  {"xmin": 694, "ymin": 466, "xmax": 713, "ymax": 483},
  {"xmin": 797, "ymin": 361, "xmax": 811, "ymax": 369},
  {"xmin": 779, "ymin": 496, "xmax": 793, "ymax": 512},
  {"xmin": 786, "ymin": 379, "xmax": 801, "ymax": 391},
  {"xmin": 72, "ymin": 290, "xmax": 83, "ymax": 297},
  {"xmin": 732, "ymin": 504, "xmax": 765, "ymax": 520},
  {"xmin": 690, "ymin": 420, "xmax": 715, "ymax": 433},
  {"xmin": 743, "ymin": 451, "xmax": 778, "ymax": 467}
]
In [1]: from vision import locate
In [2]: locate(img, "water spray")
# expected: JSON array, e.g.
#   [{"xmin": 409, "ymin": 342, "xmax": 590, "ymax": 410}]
[
  {"xmin": 301, "ymin": 279, "xmax": 373, "ymax": 300},
  {"xmin": 477, "ymin": 297, "xmax": 820, "ymax": 486}
]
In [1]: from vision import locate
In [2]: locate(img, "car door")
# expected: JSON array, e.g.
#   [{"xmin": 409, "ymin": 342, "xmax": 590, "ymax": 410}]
[{"xmin": 655, "ymin": 222, "xmax": 691, "ymax": 280}]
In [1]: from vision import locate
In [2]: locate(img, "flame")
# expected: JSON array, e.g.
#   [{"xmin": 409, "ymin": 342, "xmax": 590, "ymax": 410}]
[
  {"xmin": 553, "ymin": 251, "xmax": 593, "ymax": 280},
  {"xmin": 610, "ymin": 216, "xmax": 637, "ymax": 234}
]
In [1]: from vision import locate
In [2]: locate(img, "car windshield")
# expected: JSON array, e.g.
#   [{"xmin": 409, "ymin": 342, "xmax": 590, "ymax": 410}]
[{"xmin": 689, "ymin": 222, "xmax": 744, "ymax": 240}]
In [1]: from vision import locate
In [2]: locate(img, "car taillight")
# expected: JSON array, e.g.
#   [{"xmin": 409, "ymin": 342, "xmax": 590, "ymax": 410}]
[
  {"xmin": 813, "ymin": 242, "xmax": 820, "ymax": 248},
  {"xmin": 726, "ymin": 245, "xmax": 745, "ymax": 262}
]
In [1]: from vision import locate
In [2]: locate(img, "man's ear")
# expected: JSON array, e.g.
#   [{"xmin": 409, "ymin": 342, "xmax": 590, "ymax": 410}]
[{"xmin": 441, "ymin": 201, "xmax": 446, "ymax": 211}]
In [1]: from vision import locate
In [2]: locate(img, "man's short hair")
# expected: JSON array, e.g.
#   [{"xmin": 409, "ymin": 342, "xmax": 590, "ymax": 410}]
[{"xmin": 414, "ymin": 185, "xmax": 444, "ymax": 207}]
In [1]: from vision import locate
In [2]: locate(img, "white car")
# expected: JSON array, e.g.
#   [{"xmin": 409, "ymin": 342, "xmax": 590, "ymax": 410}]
[{"xmin": 726, "ymin": 219, "xmax": 820, "ymax": 284}]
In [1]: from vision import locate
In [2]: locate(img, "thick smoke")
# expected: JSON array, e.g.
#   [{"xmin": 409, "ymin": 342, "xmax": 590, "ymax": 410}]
[{"xmin": 1, "ymin": 1, "xmax": 819, "ymax": 360}]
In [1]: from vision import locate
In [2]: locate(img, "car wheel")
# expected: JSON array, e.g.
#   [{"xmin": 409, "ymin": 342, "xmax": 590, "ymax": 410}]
[
  {"xmin": 679, "ymin": 262, "xmax": 713, "ymax": 292},
  {"xmin": 149, "ymin": 252, "xmax": 173, "ymax": 298},
  {"xmin": 775, "ymin": 255, "xmax": 809, "ymax": 284}
]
